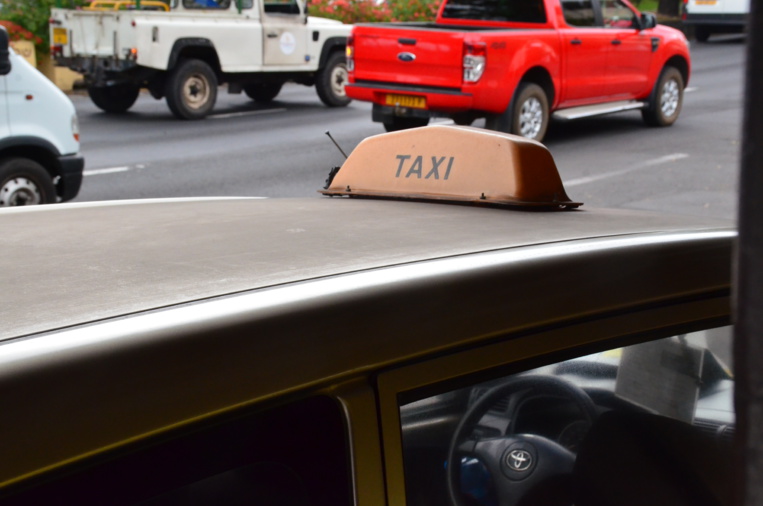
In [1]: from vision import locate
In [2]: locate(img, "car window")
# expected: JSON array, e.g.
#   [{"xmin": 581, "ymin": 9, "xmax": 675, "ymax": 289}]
[
  {"xmin": 561, "ymin": 0, "xmax": 596, "ymax": 26},
  {"xmin": 399, "ymin": 327, "xmax": 733, "ymax": 506},
  {"xmin": 263, "ymin": 0, "xmax": 301, "ymax": 14},
  {"xmin": 600, "ymin": 0, "xmax": 637, "ymax": 27},
  {"xmin": 181, "ymin": 0, "xmax": 253, "ymax": 9},
  {"xmin": 4, "ymin": 396, "xmax": 352, "ymax": 506},
  {"xmin": 182, "ymin": 0, "xmax": 231, "ymax": 9}
]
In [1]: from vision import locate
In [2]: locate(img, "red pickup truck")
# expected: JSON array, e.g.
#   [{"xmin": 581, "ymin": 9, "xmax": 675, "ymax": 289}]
[{"xmin": 344, "ymin": 0, "xmax": 691, "ymax": 141}]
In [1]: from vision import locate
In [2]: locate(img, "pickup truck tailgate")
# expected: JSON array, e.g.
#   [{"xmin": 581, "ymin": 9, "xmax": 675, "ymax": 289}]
[
  {"xmin": 51, "ymin": 8, "xmax": 137, "ymax": 58},
  {"xmin": 352, "ymin": 25, "xmax": 465, "ymax": 89}
]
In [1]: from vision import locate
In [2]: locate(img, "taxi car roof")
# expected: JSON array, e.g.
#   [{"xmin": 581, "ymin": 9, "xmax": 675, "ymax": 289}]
[
  {"xmin": 1, "ymin": 196, "xmax": 731, "ymax": 341},
  {"xmin": 0, "ymin": 128, "xmax": 735, "ymax": 492}
]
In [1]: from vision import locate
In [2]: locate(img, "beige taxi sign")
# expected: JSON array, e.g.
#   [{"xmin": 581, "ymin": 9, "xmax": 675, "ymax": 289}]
[{"xmin": 320, "ymin": 126, "xmax": 581, "ymax": 209}]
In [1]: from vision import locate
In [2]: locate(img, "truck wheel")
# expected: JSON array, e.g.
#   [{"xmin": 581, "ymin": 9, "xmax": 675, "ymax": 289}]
[
  {"xmin": 642, "ymin": 66, "xmax": 683, "ymax": 127},
  {"xmin": 512, "ymin": 83, "xmax": 549, "ymax": 141},
  {"xmin": 315, "ymin": 51, "xmax": 351, "ymax": 107},
  {"xmin": 244, "ymin": 82, "xmax": 283, "ymax": 103},
  {"xmin": 87, "ymin": 84, "xmax": 140, "ymax": 113},
  {"xmin": 0, "ymin": 158, "xmax": 56, "ymax": 206},
  {"xmin": 383, "ymin": 117, "xmax": 429, "ymax": 132},
  {"xmin": 486, "ymin": 82, "xmax": 549, "ymax": 141},
  {"xmin": 165, "ymin": 59, "xmax": 218, "ymax": 120}
]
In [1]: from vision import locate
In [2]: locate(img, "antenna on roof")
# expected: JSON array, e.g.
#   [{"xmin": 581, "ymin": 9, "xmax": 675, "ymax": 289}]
[{"xmin": 325, "ymin": 131, "xmax": 348, "ymax": 160}]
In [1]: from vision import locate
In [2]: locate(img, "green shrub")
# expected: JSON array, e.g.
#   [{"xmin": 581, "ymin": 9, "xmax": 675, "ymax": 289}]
[{"xmin": 0, "ymin": 0, "xmax": 55, "ymax": 54}]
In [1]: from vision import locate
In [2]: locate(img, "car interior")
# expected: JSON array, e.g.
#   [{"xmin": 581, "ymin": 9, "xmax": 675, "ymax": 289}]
[{"xmin": 400, "ymin": 327, "xmax": 734, "ymax": 506}]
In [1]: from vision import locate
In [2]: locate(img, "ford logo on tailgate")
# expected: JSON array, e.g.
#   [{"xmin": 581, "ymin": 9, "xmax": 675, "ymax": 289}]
[{"xmin": 397, "ymin": 52, "xmax": 416, "ymax": 62}]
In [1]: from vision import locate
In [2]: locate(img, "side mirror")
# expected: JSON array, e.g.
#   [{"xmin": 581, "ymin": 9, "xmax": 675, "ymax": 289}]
[
  {"xmin": 0, "ymin": 27, "xmax": 11, "ymax": 76},
  {"xmin": 640, "ymin": 12, "xmax": 657, "ymax": 30}
]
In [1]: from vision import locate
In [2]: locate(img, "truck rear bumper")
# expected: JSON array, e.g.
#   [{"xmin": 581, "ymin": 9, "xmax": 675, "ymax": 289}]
[
  {"xmin": 682, "ymin": 13, "xmax": 748, "ymax": 26},
  {"xmin": 346, "ymin": 81, "xmax": 474, "ymax": 114}
]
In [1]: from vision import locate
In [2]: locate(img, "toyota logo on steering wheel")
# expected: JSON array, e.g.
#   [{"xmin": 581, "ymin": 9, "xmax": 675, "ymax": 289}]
[{"xmin": 506, "ymin": 449, "xmax": 533, "ymax": 471}]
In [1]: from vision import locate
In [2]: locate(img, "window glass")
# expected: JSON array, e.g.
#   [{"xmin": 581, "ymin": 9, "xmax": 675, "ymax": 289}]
[
  {"xmin": 400, "ymin": 327, "xmax": 734, "ymax": 506},
  {"xmin": 561, "ymin": 0, "xmax": 596, "ymax": 26},
  {"xmin": 441, "ymin": 0, "xmax": 547, "ymax": 23},
  {"xmin": 182, "ymin": 0, "xmax": 232, "ymax": 9},
  {"xmin": 263, "ymin": 0, "xmax": 301, "ymax": 14},
  {"xmin": 5, "ymin": 396, "xmax": 352, "ymax": 506},
  {"xmin": 600, "ymin": 0, "xmax": 637, "ymax": 27}
]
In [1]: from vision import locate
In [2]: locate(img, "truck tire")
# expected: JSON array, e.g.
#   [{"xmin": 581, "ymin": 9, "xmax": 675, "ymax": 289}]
[
  {"xmin": 0, "ymin": 158, "xmax": 56, "ymax": 206},
  {"xmin": 165, "ymin": 59, "xmax": 218, "ymax": 120},
  {"xmin": 383, "ymin": 117, "xmax": 429, "ymax": 132},
  {"xmin": 244, "ymin": 82, "xmax": 283, "ymax": 103},
  {"xmin": 315, "ymin": 51, "xmax": 351, "ymax": 107},
  {"xmin": 642, "ymin": 66, "xmax": 683, "ymax": 127},
  {"xmin": 87, "ymin": 84, "xmax": 140, "ymax": 113},
  {"xmin": 486, "ymin": 82, "xmax": 549, "ymax": 142}
]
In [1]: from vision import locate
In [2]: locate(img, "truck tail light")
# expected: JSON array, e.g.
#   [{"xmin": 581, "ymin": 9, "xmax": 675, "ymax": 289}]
[
  {"xmin": 346, "ymin": 34, "xmax": 354, "ymax": 72},
  {"xmin": 463, "ymin": 42, "xmax": 486, "ymax": 84}
]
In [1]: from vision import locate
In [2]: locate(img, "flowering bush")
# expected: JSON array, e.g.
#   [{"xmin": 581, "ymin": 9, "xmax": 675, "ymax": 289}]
[
  {"xmin": 0, "ymin": 0, "xmax": 55, "ymax": 53},
  {"xmin": 0, "ymin": 20, "xmax": 42, "ymax": 45},
  {"xmin": 307, "ymin": 0, "xmax": 440, "ymax": 23}
]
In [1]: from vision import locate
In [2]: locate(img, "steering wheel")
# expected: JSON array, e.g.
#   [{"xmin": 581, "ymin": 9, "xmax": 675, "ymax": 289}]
[{"xmin": 446, "ymin": 375, "xmax": 598, "ymax": 506}]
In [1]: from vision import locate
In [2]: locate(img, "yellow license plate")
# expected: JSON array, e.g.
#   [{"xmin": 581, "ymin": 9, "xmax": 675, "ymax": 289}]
[
  {"xmin": 53, "ymin": 28, "xmax": 68, "ymax": 45},
  {"xmin": 385, "ymin": 94, "xmax": 426, "ymax": 109},
  {"xmin": 696, "ymin": 0, "xmax": 717, "ymax": 4}
]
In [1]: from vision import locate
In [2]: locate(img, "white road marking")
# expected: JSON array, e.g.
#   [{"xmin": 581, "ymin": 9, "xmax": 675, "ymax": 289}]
[
  {"xmin": 565, "ymin": 153, "xmax": 689, "ymax": 187},
  {"xmin": 209, "ymin": 108, "xmax": 287, "ymax": 119},
  {"xmin": 83, "ymin": 166, "xmax": 131, "ymax": 176}
]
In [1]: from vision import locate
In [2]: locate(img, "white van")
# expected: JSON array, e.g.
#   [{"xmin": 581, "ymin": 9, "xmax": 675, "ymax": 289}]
[
  {"xmin": 0, "ymin": 28, "xmax": 84, "ymax": 206},
  {"xmin": 682, "ymin": 0, "xmax": 749, "ymax": 42}
]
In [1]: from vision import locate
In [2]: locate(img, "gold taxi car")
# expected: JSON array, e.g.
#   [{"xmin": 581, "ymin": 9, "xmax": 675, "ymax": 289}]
[{"xmin": 0, "ymin": 127, "xmax": 734, "ymax": 506}]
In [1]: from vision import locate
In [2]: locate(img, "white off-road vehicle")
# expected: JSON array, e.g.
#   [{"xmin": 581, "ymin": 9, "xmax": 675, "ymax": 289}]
[{"xmin": 50, "ymin": 0, "xmax": 352, "ymax": 119}]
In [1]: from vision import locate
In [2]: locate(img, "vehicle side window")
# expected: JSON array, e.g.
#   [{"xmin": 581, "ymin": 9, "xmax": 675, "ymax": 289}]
[
  {"xmin": 263, "ymin": 0, "xmax": 301, "ymax": 14},
  {"xmin": 600, "ymin": 0, "xmax": 637, "ymax": 27},
  {"xmin": 181, "ymin": 0, "xmax": 243, "ymax": 8},
  {"xmin": 399, "ymin": 328, "xmax": 734, "ymax": 506},
  {"xmin": 561, "ymin": 0, "xmax": 596, "ymax": 26},
  {"xmin": 4, "ymin": 396, "xmax": 352, "ymax": 506}
]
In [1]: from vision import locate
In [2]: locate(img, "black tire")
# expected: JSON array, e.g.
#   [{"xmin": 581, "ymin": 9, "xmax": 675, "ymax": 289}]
[
  {"xmin": 382, "ymin": 117, "xmax": 429, "ymax": 132},
  {"xmin": 165, "ymin": 59, "xmax": 218, "ymax": 120},
  {"xmin": 694, "ymin": 26, "xmax": 711, "ymax": 42},
  {"xmin": 315, "ymin": 51, "xmax": 351, "ymax": 107},
  {"xmin": 486, "ymin": 82, "xmax": 549, "ymax": 141},
  {"xmin": 244, "ymin": 82, "xmax": 284, "ymax": 103},
  {"xmin": 642, "ymin": 66, "xmax": 684, "ymax": 127},
  {"xmin": 0, "ymin": 158, "xmax": 57, "ymax": 206},
  {"xmin": 87, "ymin": 83, "xmax": 140, "ymax": 113}
]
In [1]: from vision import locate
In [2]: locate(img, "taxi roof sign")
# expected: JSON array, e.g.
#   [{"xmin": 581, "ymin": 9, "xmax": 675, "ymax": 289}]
[{"xmin": 320, "ymin": 126, "xmax": 582, "ymax": 209}]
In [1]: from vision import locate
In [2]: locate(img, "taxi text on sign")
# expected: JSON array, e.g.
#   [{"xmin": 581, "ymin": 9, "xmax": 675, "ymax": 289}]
[{"xmin": 322, "ymin": 126, "xmax": 580, "ymax": 208}]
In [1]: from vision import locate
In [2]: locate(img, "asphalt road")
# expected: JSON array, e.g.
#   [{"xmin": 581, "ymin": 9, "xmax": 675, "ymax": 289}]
[{"xmin": 73, "ymin": 34, "xmax": 746, "ymax": 221}]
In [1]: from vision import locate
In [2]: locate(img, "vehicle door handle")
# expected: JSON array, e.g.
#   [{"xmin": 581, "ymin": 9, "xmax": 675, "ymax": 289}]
[
  {"xmin": 611, "ymin": 39, "xmax": 622, "ymax": 45},
  {"xmin": 267, "ymin": 32, "xmax": 278, "ymax": 38},
  {"xmin": 571, "ymin": 39, "xmax": 582, "ymax": 45}
]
